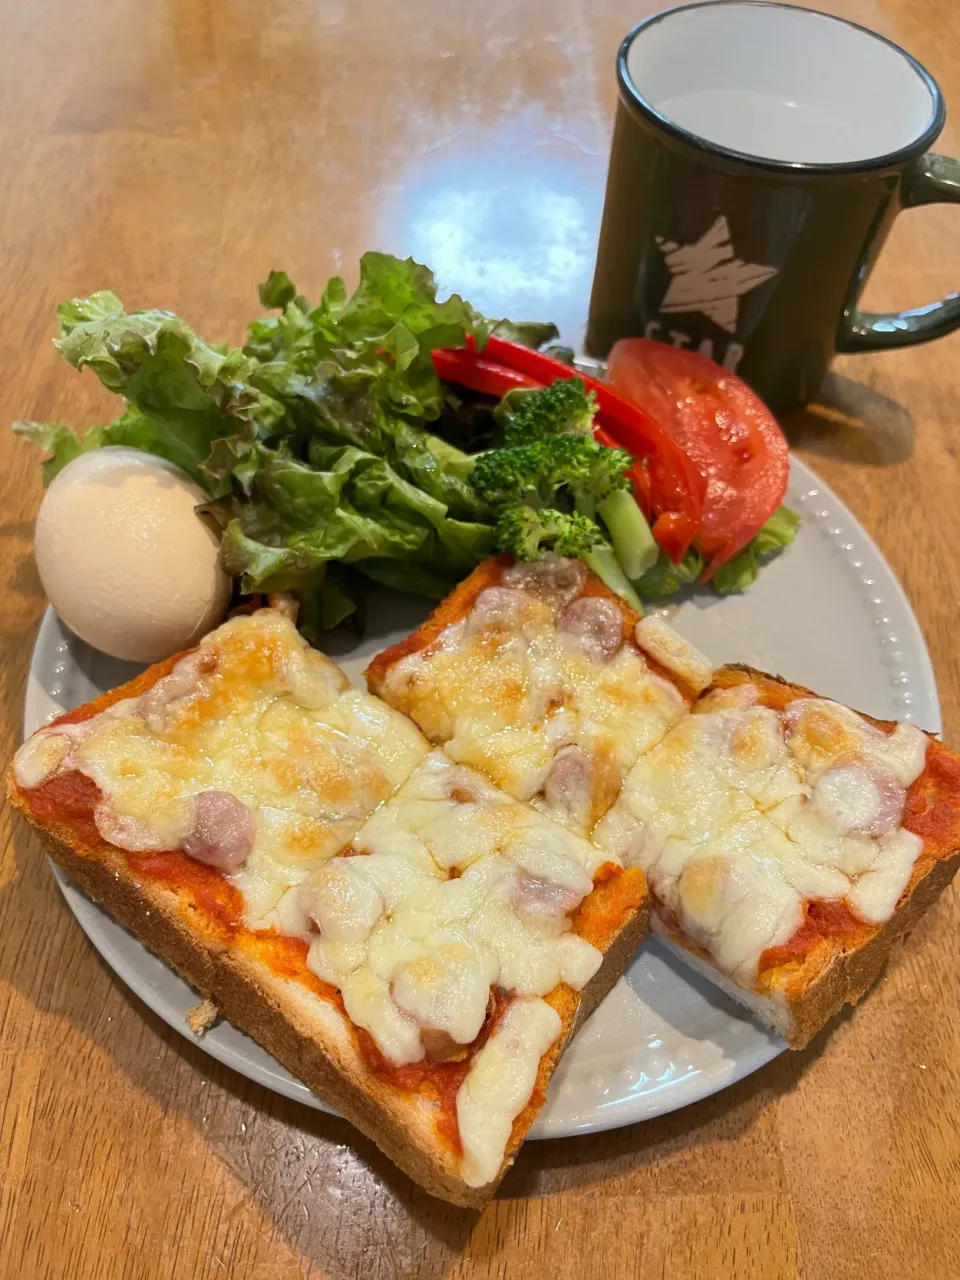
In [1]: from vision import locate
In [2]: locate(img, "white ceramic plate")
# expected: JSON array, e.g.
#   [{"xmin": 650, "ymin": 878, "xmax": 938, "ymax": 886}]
[{"xmin": 24, "ymin": 457, "xmax": 939, "ymax": 1138}]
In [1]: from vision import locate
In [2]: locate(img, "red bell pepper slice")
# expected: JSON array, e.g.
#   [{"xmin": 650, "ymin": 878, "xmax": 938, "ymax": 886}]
[{"xmin": 431, "ymin": 348, "xmax": 542, "ymax": 399}]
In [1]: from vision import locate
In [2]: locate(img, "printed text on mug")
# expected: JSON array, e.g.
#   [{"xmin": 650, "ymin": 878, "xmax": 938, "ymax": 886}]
[{"xmin": 642, "ymin": 319, "xmax": 746, "ymax": 372}]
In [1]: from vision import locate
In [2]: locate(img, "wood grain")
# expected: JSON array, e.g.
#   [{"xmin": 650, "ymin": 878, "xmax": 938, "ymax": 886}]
[{"xmin": 1, "ymin": 0, "xmax": 959, "ymax": 1276}]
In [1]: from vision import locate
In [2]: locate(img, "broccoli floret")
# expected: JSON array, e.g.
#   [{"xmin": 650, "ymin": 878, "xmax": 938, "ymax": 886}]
[
  {"xmin": 502, "ymin": 376, "xmax": 597, "ymax": 446},
  {"xmin": 469, "ymin": 441, "xmax": 548, "ymax": 506},
  {"xmin": 472, "ymin": 434, "xmax": 631, "ymax": 510},
  {"xmin": 575, "ymin": 441, "xmax": 632, "ymax": 508},
  {"xmin": 472, "ymin": 376, "xmax": 658, "ymax": 607},
  {"xmin": 494, "ymin": 502, "xmax": 643, "ymax": 610},
  {"xmin": 494, "ymin": 504, "xmax": 603, "ymax": 561}
]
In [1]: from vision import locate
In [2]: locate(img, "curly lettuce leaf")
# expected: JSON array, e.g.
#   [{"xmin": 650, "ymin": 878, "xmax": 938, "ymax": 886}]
[
  {"xmin": 333, "ymin": 254, "xmax": 490, "ymax": 422},
  {"xmin": 711, "ymin": 506, "xmax": 800, "ymax": 595},
  {"xmin": 245, "ymin": 271, "xmax": 346, "ymax": 374},
  {"xmin": 750, "ymin": 505, "xmax": 802, "ymax": 557},
  {"xmin": 356, "ymin": 558, "xmax": 464, "ymax": 598},
  {"xmin": 54, "ymin": 296, "xmax": 280, "ymax": 492},
  {"xmin": 216, "ymin": 526, "xmax": 361, "ymax": 641},
  {"xmin": 635, "ymin": 507, "xmax": 799, "ymax": 600},
  {"xmin": 337, "ymin": 252, "xmax": 489, "ymax": 348},
  {"xmin": 248, "ymin": 253, "xmax": 489, "ymax": 413},
  {"xmin": 11, "ymin": 407, "xmax": 213, "ymax": 487},
  {"xmin": 634, "ymin": 546, "xmax": 704, "ymax": 599},
  {"xmin": 257, "ymin": 360, "xmax": 489, "ymax": 522},
  {"xmin": 56, "ymin": 290, "xmax": 127, "ymax": 331},
  {"xmin": 12, "ymin": 257, "xmax": 552, "ymax": 632},
  {"xmin": 244, "ymin": 256, "xmax": 495, "ymax": 519},
  {"xmin": 257, "ymin": 270, "xmax": 308, "ymax": 312},
  {"xmin": 317, "ymin": 443, "xmax": 493, "ymax": 565},
  {"xmin": 206, "ymin": 444, "xmax": 494, "ymax": 590},
  {"xmin": 311, "ymin": 567, "xmax": 364, "ymax": 634},
  {"xmin": 11, "ymin": 419, "xmax": 104, "ymax": 485}
]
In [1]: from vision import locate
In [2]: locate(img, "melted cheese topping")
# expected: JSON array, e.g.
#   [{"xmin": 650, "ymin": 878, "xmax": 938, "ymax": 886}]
[
  {"xmin": 19, "ymin": 589, "xmax": 934, "ymax": 1185},
  {"xmin": 634, "ymin": 616, "xmax": 714, "ymax": 692},
  {"xmin": 595, "ymin": 684, "xmax": 928, "ymax": 987},
  {"xmin": 301, "ymin": 749, "xmax": 608, "ymax": 1182},
  {"xmin": 15, "ymin": 610, "xmax": 429, "ymax": 922},
  {"xmin": 377, "ymin": 562, "xmax": 687, "ymax": 834},
  {"xmin": 457, "ymin": 997, "xmax": 561, "ymax": 1187},
  {"xmin": 304, "ymin": 750, "xmax": 605, "ymax": 1056}
]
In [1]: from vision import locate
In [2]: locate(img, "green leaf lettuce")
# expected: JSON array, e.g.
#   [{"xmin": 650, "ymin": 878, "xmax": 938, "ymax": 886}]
[
  {"xmin": 711, "ymin": 506, "xmax": 801, "ymax": 595},
  {"xmin": 51, "ymin": 296, "xmax": 281, "ymax": 493}
]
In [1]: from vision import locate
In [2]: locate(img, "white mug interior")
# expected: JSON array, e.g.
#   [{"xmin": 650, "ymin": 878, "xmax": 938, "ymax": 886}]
[{"xmin": 625, "ymin": 2, "xmax": 938, "ymax": 166}]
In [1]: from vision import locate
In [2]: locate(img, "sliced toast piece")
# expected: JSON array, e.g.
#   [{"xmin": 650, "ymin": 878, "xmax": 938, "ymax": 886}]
[
  {"xmin": 595, "ymin": 663, "xmax": 960, "ymax": 1048},
  {"xmin": 366, "ymin": 554, "xmax": 713, "ymax": 837},
  {"xmin": 8, "ymin": 608, "xmax": 649, "ymax": 1206}
]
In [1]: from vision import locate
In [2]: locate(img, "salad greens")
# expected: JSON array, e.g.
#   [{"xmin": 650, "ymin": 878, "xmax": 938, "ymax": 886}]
[
  {"xmin": 17, "ymin": 293, "xmax": 273, "ymax": 491},
  {"xmin": 15, "ymin": 254, "xmax": 500, "ymax": 638},
  {"xmin": 710, "ymin": 506, "xmax": 800, "ymax": 595},
  {"xmin": 636, "ymin": 506, "xmax": 800, "ymax": 599},
  {"xmin": 13, "ymin": 252, "xmax": 798, "ymax": 637}
]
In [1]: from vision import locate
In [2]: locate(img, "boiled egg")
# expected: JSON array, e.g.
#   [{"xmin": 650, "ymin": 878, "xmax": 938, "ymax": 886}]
[{"xmin": 34, "ymin": 447, "xmax": 231, "ymax": 662}]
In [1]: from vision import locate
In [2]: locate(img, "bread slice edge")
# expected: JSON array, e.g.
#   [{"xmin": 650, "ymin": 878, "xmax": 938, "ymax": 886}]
[
  {"xmin": 662, "ymin": 663, "xmax": 960, "ymax": 1049},
  {"xmin": 653, "ymin": 838, "xmax": 959, "ymax": 1051}
]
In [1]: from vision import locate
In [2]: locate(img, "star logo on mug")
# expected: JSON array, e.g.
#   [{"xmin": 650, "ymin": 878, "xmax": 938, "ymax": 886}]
[{"xmin": 655, "ymin": 216, "xmax": 778, "ymax": 334}]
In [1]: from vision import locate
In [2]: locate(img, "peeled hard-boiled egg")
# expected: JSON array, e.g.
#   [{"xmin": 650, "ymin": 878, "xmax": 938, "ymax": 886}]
[{"xmin": 34, "ymin": 447, "xmax": 231, "ymax": 662}]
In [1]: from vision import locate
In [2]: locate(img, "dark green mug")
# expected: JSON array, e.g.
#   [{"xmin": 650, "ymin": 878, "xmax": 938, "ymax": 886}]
[{"xmin": 586, "ymin": 1, "xmax": 960, "ymax": 411}]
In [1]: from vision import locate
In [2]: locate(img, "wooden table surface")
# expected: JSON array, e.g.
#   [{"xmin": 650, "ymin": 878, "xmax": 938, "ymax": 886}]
[{"xmin": 2, "ymin": 1, "xmax": 959, "ymax": 1276}]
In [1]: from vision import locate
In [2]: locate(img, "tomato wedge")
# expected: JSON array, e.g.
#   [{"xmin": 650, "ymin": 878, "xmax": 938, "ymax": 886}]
[{"xmin": 606, "ymin": 340, "xmax": 789, "ymax": 577}]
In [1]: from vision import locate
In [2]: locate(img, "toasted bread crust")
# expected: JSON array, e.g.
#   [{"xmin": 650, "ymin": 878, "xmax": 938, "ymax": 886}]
[
  {"xmin": 782, "ymin": 846, "xmax": 959, "ymax": 1047},
  {"xmin": 8, "ymin": 641, "xmax": 651, "ymax": 1206},
  {"xmin": 500, "ymin": 875, "xmax": 649, "ymax": 1163},
  {"xmin": 709, "ymin": 664, "xmax": 960, "ymax": 1048},
  {"xmin": 12, "ymin": 786, "xmax": 648, "ymax": 1204}
]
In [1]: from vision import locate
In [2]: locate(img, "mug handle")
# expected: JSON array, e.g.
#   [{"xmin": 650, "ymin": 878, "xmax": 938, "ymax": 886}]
[{"xmin": 838, "ymin": 153, "xmax": 960, "ymax": 352}]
